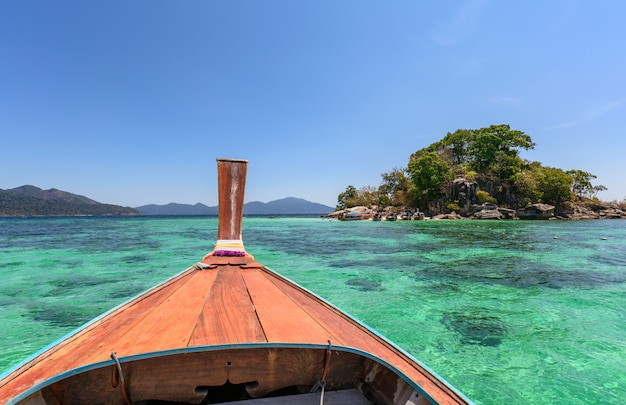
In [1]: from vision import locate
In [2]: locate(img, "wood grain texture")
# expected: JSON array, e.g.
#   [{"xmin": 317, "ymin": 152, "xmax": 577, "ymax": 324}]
[
  {"xmin": 0, "ymin": 261, "xmax": 469, "ymax": 405},
  {"xmin": 258, "ymin": 267, "xmax": 468, "ymax": 405},
  {"xmin": 190, "ymin": 267, "xmax": 266, "ymax": 346},
  {"xmin": 38, "ymin": 347, "xmax": 369, "ymax": 404},
  {"xmin": 0, "ymin": 267, "xmax": 197, "ymax": 402},
  {"xmin": 242, "ymin": 270, "xmax": 336, "ymax": 344},
  {"xmin": 108, "ymin": 269, "xmax": 214, "ymax": 355},
  {"xmin": 0, "ymin": 157, "xmax": 470, "ymax": 405}
]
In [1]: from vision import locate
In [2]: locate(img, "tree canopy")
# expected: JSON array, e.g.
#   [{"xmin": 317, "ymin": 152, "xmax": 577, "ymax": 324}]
[
  {"xmin": 413, "ymin": 124, "xmax": 535, "ymax": 182},
  {"xmin": 337, "ymin": 124, "xmax": 607, "ymax": 214},
  {"xmin": 407, "ymin": 152, "xmax": 452, "ymax": 206}
]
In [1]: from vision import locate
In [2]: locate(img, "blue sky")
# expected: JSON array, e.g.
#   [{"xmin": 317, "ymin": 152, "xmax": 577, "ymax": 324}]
[{"xmin": 2, "ymin": 1, "xmax": 625, "ymax": 207}]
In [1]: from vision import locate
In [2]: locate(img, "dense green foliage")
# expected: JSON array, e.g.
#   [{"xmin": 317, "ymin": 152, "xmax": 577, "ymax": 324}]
[
  {"xmin": 378, "ymin": 168, "xmax": 415, "ymax": 207},
  {"xmin": 336, "ymin": 185, "xmax": 357, "ymax": 210},
  {"xmin": 566, "ymin": 169, "xmax": 606, "ymax": 199},
  {"xmin": 337, "ymin": 168, "xmax": 416, "ymax": 209},
  {"xmin": 407, "ymin": 151, "xmax": 452, "ymax": 206},
  {"xmin": 0, "ymin": 190, "xmax": 138, "ymax": 216},
  {"xmin": 337, "ymin": 124, "xmax": 607, "ymax": 212},
  {"xmin": 407, "ymin": 124, "xmax": 547, "ymax": 208},
  {"xmin": 410, "ymin": 124, "xmax": 535, "ymax": 182}
]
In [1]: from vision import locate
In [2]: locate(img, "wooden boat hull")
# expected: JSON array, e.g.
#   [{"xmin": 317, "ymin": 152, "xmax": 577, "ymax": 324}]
[
  {"xmin": 13, "ymin": 344, "xmax": 432, "ymax": 405},
  {"xmin": 0, "ymin": 159, "xmax": 473, "ymax": 405},
  {"xmin": 1, "ymin": 264, "xmax": 469, "ymax": 405}
]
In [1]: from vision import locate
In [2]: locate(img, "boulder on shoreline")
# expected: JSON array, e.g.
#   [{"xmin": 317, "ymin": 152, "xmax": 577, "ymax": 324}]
[
  {"xmin": 517, "ymin": 203, "xmax": 555, "ymax": 220},
  {"xmin": 323, "ymin": 205, "xmax": 374, "ymax": 220},
  {"xmin": 323, "ymin": 201, "xmax": 626, "ymax": 221},
  {"xmin": 566, "ymin": 203, "xmax": 626, "ymax": 220},
  {"xmin": 432, "ymin": 212, "xmax": 467, "ymax": 220},
  {"xmin": 469, "ymin": 203, "xmax": 517, "ymax": 220},
  {"xmin": 473, "ymin": 209, "xmax": 505, "ymax": 220}
]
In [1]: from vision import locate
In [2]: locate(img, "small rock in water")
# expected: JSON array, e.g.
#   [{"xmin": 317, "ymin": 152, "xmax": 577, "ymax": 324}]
[
  {"xmin": 441, "ymin": 311, "xmax": 506, "ymax": 347},
  {"xmin": 345, "ymin": 278, "xmax": 383, "ymax": 292},
  {"xmin": 479, "ymin": 336, "xmax": 502, "ymax": 347}
]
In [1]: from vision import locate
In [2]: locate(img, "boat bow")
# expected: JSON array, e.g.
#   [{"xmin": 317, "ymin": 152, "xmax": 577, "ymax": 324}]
[{"xmin": 0, "ymin": 158, "xmax": 472, "ymax": 405}]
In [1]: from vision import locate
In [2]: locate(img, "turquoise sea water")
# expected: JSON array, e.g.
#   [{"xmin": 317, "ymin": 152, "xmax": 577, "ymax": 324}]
[{"xmin": 0, "ymin": 216, "xmax": 625, "ymax": 404}]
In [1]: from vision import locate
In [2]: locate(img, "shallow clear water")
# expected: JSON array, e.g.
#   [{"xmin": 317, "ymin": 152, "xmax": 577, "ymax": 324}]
[{"xmin": 1, "ymin": 216, "xmax": 625, "ymax": 404}]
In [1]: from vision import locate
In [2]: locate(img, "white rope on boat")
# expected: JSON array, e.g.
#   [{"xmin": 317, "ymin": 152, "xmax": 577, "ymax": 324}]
[{"xmin": 309, "ymin": 340, "xmax": 333, "ymax": 405}]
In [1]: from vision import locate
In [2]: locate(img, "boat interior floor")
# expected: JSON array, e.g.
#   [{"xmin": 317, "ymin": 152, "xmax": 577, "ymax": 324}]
[
  {"xmin": 134, "ymin": 389, "xmax": 371, "ymax": 405},
  {"xmin": 212, "ymin": 388, "xmax": 371, "ymax": 405}
]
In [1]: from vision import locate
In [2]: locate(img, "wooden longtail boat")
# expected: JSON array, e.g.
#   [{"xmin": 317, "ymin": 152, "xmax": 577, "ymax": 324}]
[{"xmin": 0, "ymin": 159, "xmax": 473, "ymax": 405}]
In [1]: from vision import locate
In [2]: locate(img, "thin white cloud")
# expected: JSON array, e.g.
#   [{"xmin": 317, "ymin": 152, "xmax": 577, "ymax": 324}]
[{"xmin": 547, "ymin": 98, "xmax": 626, "ymax": 129}]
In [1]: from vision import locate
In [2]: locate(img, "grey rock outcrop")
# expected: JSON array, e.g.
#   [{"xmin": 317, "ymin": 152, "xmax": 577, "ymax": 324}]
[
  {"xmin": 468, "ymin": 203, "xmax": 516, "ymax": 220},
  {"xmin": 473, "ymin": 209, "xmax": 504, "ymax": 220},
  {"xmin": 450, "ymin": 177, "xmax": 479, "ymax": 213},
  {"xmin": 516, "ymin": 203, "xmax": 555, "ymax": 220},
  {"xmin": 566, "ymin": 203, "xmax": 626, "ymax": 219},
  {"xmin": 432, "ymin": 212, "xmax": 467, "ymax": 220}
]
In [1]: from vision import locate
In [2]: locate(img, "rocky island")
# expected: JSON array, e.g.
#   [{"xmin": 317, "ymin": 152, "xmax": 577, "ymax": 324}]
[{"xmin": 330, "ymin": 125, "xmax": 626, "ymax": 220}]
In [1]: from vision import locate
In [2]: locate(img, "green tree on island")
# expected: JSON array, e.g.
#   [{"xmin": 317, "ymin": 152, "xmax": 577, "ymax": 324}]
[
  {"xmin": 378, "ymin": 168, "xmax": 415, "ymax": 207},
  {"xmin": 337, "ymin": 124, "xmax": 609, "ymax": 215},
  {"xmin": 407, "ymin": 124, "xmax": 537, "ymax": 208},
  {"xmin": 567, "ymin": 169, "xmax": 599, "ymax": 199},
  {"xmin": 336, "ymin": 185, "xmax": 358, "ymax": 210},
  {"xmin": 407, "ymin": 151, "xmax": 452, "ymax": 207}
]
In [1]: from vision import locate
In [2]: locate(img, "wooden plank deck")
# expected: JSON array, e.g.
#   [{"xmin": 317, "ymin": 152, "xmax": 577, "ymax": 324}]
[
  {"xmin": 190, "ymin": 266, "xmax": 265, "ymax": 345},
  {"xmin": 242, "ymin": 269, "xmax": 338, "ymax": 344},
  {"xmin": 0, "ymin": 258, "xmax": 468, "ymax": 405},
  {"xmin": 0, "ymin": 159, "xmax": 472, "ymax": 405}
]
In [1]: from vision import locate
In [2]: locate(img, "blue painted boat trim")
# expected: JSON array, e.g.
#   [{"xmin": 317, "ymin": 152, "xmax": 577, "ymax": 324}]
[
  {"xmin": 0, "ymin": 265, "xmax": 196, "ymax": 381},
  {"xmin": 7, "ymin": 342, "xmax": 458, "ymax": 405},
  {"xmin": 2, "ymin": 263, "xmax": 474, "ymax": 405},
  {"xmin": 261, "ymin": 265, "xmax": 475, "ymax": 405}
]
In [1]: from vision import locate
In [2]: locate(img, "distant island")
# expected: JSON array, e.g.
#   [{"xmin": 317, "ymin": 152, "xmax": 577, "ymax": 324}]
[
  {"xmin": 0, "ymin": 186, "xmax": 138, "ymax": 216},
  {"xmin": 0, "ymin": 186, "xmax": 333, "ymax": 217},
  {"xmin": 135, "ymin": 197, "xmax": 333, "ymax": 216}
]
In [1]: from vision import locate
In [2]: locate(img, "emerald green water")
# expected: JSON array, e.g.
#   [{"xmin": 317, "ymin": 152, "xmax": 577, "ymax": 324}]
[{"xmin": 1, "ymin": 216, "xmax": 625, "ymax": 404}]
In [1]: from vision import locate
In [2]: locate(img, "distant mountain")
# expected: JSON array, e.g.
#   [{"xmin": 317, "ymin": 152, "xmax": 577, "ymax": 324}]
[
  {"xmin": 245, "ymin": 197, "xmax": 333, "ymax": 215},
  {"xmin": 135, "ymin": 203, "xmax": 216, "ymax": 216},
  {"xmin": 0, "ymin": 186, "xmax": 138, "ymax": 216},
  {"xmin": 4, "ymin": 185, "xmax": 99, "ymax": 204},
  {"xmin": 135, "ymin": 197, "xmax": 333, "ymax": 216}
]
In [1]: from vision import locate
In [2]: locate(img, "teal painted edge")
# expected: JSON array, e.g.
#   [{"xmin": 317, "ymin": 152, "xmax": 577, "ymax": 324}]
[
  {"xmin": 9, "ymin": 342, "xmax": 451, "ymax": 405},
  {"xmin": 261, "ymin": 265, "xmax": 476, "ymax": 405},
  {"xmin": 2, "ymin": 262, "xmax": 475, "ymax": 405},
  {"xmin": 0, "ymin": 265, "xmax": 197, "ymax": 381}
]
